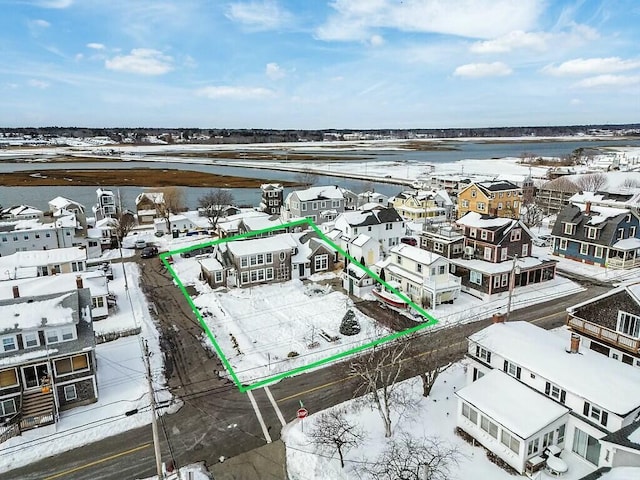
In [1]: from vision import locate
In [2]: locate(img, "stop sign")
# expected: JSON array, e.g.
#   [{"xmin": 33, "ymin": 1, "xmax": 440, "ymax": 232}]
[{"xmin": 297, "ymin": 407, "xmax": 308, "ymax": 419}]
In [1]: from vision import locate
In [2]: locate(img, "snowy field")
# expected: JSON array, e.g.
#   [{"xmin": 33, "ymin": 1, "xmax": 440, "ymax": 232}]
[
  {"xmin": 284, "ymin": 356, "xmax": 597, "ymax": 480},
  {"xmin": 0, "ymin": 262, "xmax": 171, "ymax": 474},
  {"xmin": 193, "ymin": 278, "xmax": 390, "ymax": 386}
]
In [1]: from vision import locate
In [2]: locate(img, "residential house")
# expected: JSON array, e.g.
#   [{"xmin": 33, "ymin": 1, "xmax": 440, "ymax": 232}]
[
  {"xmin": 135, "ymin": 191, "xmax": 164, "ymax": 224},
  {"xmin": 551, "ymin": 202, "xmax": 640, "ymax": 269},
  {"xmin": 342, "ymin": 263, "xmax": 376, "ymax": 298},
  {"xmin": 459, "ymin": 320, "xmax": 640, "ymax": 474},
  {"xmin": 537, "ymin": 177, "xmax": 580, "ymax": 215},
  {"xmin": 199, "ymin": 257, "xmax": 227, "ymax": 289},
  {"xmin": 93, "ymin": 188, "xmax": 117, "ymax": 221},
  {"xmin": 419, "ymin": 224, "xmax": 465, "ymax": 259},
  {"xmin": 457, "ymin": 180, "xmax": 522, "ymax": 219},
  {"xmin": 282, "ymin": 185, "xmax": 345, "ymax": 224},
  {"xmin": 391, "ymin": 190, "xmax": 451, "ymax": 224},
  {"xmin": 376, "ymin": 243, "xmax": 461, "ymax": 308},
  {"xmin": 334, "ymin": 207, "xmax": 405, "ymax": 254},
  {"xmin": 569, "ymin": 188, "xmax": 640, "ymax": 211},
  {"xmin": 0, "ymin": 289, "xmax": 98, "ymax": 443},
  {"xmin": 260, "ymin": 184, "xmax": 284, "ymax": 215},
  {"xmin": 356, "ymin": 191, "xmax": 389, "ymax": 209},
  {"xmin": 1, "ymin": 205, "xmax": 44, "ymax": 221},
  {"xmin": 153, "ymin": 214, "xmax": 198, "ymax": 236},
  {"xmin": 450, "ymin": 212, "xmax": 557, "ymax": 298},
  {"xmin": 0, "ymin": 247, "xmax": 87, "ymax": 281},
  {"xmin": 48, "ymin": 196, "xmax": 87, "ymax": 231},
  {"xmin": 238, "ymin": 215, "xmax": 289, "ymax": 238},
  {"xmin": 216, "ymin": 211, "xmax": 273, "ymax": 238},
  {"xmin": 566, "ymin": 283, "xmax": 640, "ymax": 369}
]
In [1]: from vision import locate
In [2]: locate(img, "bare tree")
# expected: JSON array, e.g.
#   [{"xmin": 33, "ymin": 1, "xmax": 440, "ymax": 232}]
[
  {"xmin": 359, "ymin": 433, "xmax": 460, "ymax": 480},
  {"xmin": 154, "ymin": 187, "xmax": 185, "ymax": 231},
  {"xmin": 198, "ymin": 189, "xmax": 234, "ymax": 228},
  {"xmin": 622, "ymin": 177, "xmax": 640, "ymax": 188},
  {"xmin": 414, "ymin": 333, "xmax": 454, "ymax": 398},
  {"xmin": 520, "ymin": 202, "xmax": 544, "ymax": 228},
  {"xmin": 350, "ymin": 342, "xmax": 414, "ymax": 437},
  {"xmin": 308, "ymin": 408, "xmax": 364, "ymax": 468},
  {"xmin": 295, "ymin": 169, "xmax": 319, "ymax": 186},
  {"xmin": 114, "ymin": 211, "xmax": 137, "ymax": 242},
  {"xmin": 574, "ymin": 173, "xmax": 608, "ymax": 192}
]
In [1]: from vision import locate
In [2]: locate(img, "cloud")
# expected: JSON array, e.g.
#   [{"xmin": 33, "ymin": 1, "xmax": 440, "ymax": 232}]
[
  {"xmin": 30, "ymin": 19, "xmax": 51, "ymax": 28},
  {"xmin": 544, "ymin": 57, "xmax": 640, "ymax": 76},
  {"xmin": 265, "ymin": 62, "xmax": 285, "ymax": 80},
  {"xmin": 470, "ymin": 24, "xmax": 598, "ymax": 53},
  {"xmin": 87, "ymin": 43, "xmax": 105, "ymax": 50},
  {"xmin": 570, "ymin": 98, "xmax": 582, "ymax": 105},
  {"xmin": 369, "ymin": 34, "xmax": 384, "ymax": 47},
  {"xmin": 34, "ymin": 0, "xmax": 73, "ymax": 8},
  {"xmin": 105, "ymin": 49, "xmax": 173, "ymax": 75},
  {"xmin": 196, "ymin": 85, "xmax": 274, "ymax": 100},
  {"xmin": 453, "ymin": 61, "xmax": 512, "ymax": 77},
  {"xmin": 28, "ymin": 79, "xmax": 50, "ymax": 88},
  {"xmin": 226, "ymin": 1, "xmax": 293, "ymax": 30},
  {"xmin": 573, "ymin": 75, "xmax": 640, "ymax": 88},
  {"xmin": 316, "ymin": 0, "xmax": 541, "ymax": 42}
]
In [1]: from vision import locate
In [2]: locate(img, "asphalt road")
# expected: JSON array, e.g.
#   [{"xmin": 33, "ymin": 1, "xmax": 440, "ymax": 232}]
[{"xmin": 3, "ymin": 259, "xmax": 608, "ymax": 480}]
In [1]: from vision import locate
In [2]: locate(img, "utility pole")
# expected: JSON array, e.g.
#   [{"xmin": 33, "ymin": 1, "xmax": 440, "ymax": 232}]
[
  {"xmin": 143, "ymin": 339, "xmax": 164, "ymax": 479},
  {"xmin": 505, "ymin": 255, "xmax": 518, "ymax": 322}
]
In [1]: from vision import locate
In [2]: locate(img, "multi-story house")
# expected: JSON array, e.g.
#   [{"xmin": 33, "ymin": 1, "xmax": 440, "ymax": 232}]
[
  {"xmin": 390, "ymin": 190, "xmax": 452, "ymax": 223},
  {"xmin": 376, "ymin": 243, "xmax": 461, "ymax": 308},
  {"xmin": 135, "ymin": 191, "xmax": 164, "ymax": 224},
  {"xmin": 457, "ymin": 180, "xmax": 522, "ymax": 219},
  {"xmin": 419, "ymin": 224, "xmax": 465, "ymax": 259},
  {"xmin": 0, "ymin": 246, "xmax": 87, "ymax": 281},
  {"xmin": 356, "ymin": 191, "xmax": 388, "ymax": 209},
  {"xmin": 282, "ymin": 185, "xmax": 345, "ymax": 224},
  {"xmin": 551, "ymin": 202, "xmax": 640, "ymax": 269},
  {"xmin": 48, "ymin": 196, "xmax": 87, "ymax": 231},
  {"xmin": 450, "ymin": 212, "xmax": 557, "ymax": 298},
  {"xmin": 1, "ymin": 205, "xmax": 44, "ymax": 221},
  {"xmin": 0, "ymin": 289, "xmax": 98, "ymax": 443},
  {"xmin": 333, "ymin": 207, "xmax": 405, "ymax": 254},
  {"xmin": 93, "ymin": 188, "xmax": 117, "ymax": 221},
  {"xmin": 458, "ymin": 319, "xmax": 640, "ymax": 475},
  {"xmin": 537, "ymin": 177, "xmax": 580, "ymax": 215},
  {"xmin": 566, "ymin": 283, "xmax": 640, "ymax": 369},
  {"xmin": 260, "ymin": 184, "xmax": 284, "ymax": 215}
]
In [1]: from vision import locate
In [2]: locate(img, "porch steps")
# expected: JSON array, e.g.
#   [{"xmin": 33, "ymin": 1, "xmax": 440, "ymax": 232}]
[{"xmin": 20, "ymin": 389, "xmax": 55, "ymax": 431}]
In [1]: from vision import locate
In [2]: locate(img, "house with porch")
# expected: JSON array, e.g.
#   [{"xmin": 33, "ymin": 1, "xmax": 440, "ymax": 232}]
[
  {"xmin": 135, "ymin": 191, "xmax": 164, "ymax": 224},
  {"xmin": 0, "ymin": 246, "xmax": 87, "ymax": 281},
  {"xmin": 333, "ymin": 207, "xmax": 405, "ymax": 254},
  {"xmin": 282, "ymin": 185, "xmax": 345, "ymax": 224},
  {"xmin": 390, "ymin": 190, "xmax": 452, "ymax": 224},
  {"xmin": 450, "ymin": 212, "xmax": 557, "ymax": 299},
  {"xmin": 566, "ymin": 283, "xmax": 640, "ymax": 369},
  {"xmin": 551, "ymin": 202, "xmax": 640, "ymax": 269},
  {"xmin": 459, "ymin": 319, "xmax": 640, "ymax": 476},
  {"xmin": 0, "ymin": 289, "xmax": 98, "ymax": 444},
  {"xmin": 457, "ymin": 180, "xmax": 522, "ymax": 219},
  {"xmin": 419, "ymin": 224, "xmax": 465, "ymax": 259}
]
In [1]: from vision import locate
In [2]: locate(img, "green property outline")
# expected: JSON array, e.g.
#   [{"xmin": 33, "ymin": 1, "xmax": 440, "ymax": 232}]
[{"xmin": 160, "ymin": 218, "xmax": 439, "ymax": 393}]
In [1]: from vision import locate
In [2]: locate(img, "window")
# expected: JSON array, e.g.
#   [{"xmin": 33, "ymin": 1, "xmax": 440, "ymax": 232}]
[
  {"xmin": 484, "ymin": 247, "xmax": 492, "ymax": 260},
  {"xmin": 385, "ymin": 223, "xmax": 393, "ymax": 230},
  {"xmin": 241, "ymin": 257, "xmax": 248, "ymax": 268},
  {"xmin": 617, "ymin": 228, "xmax": 624, "ymax": 240},
  {"xmin": 481, "ymin": 416, "xmax": 498, "ymax": 439},
  {"xmin": 433, "ymin": 242, "xmax": 444, "ymax": 253},
  {"xmin": 314, "ymin": 254, "xmax": 329, "ymax": 271},
  {"xmin": 475, "ymin": 345, "xmax": 491, "ymax": 363},
  {"xmin": 0, "ymin": 369, "xmax": 18, "ymax": 388},
  {"xmin": 92, "ymin": 297, "xmax": 105, "ymax": 309},
  {"xmin": 493, "ymin": 276, "xmax": 501, "ymax": 289},
  {"xmin": 501, "ymin": 273, "xmax": 509, "ymax": 287},
  {"xmin": 572, "ymin": 428, "xmax": 601, "ymax": 465},
  {"xmin": 23, "ymin": 332, "xmax": 39, "ymax": 348},
  {"xmin": 64, "ymin": 385, "xmax": 77, "ymax": 401},
  {"xmin": 470, "ymin": 271, "xmax": 482, "ymax": 285},
  {"xmin": 545, "ymin": 382, "xmax": 566, "ymax": 404},
  {"xmin": 580, "ymin": 243, "xmax": 589, "ymax": 255},
  {"xmin": 631, "ymin": 226, "xmax": 637, "ymax": 237},
  {"xmin": 256, "ymin": 254, "xmax": 264, "ymax": 265},
  {"xmin": 477, "ymin": 202, "xmax": 486, "ymax": 211},
  {"xmin": 1, "ymin": 336, "xmax": 17, "ymax": 352},
  {"xmin": 504, "ymin": 360, "xmax": 521, "ymax": 379},
  {"xmin": 513, "ymin": 201, "xmax": 519, "ymax": 209},
  {"xmin": 583, "ymin": 402, "xmax": 608, "ymax": 427},
  {"xmin": 0, "ymin": 398, "xmax": 16, "ymax": 417},
  {"xmin": 501, "ymin": 430, "xmax": 521, "ymax": 454},
  {"xmin": 55, "ymin": 354, "xmax": 89, "ymax": 376},
  {"xmin": 564, "ymin": 223, "xmax": 573, "ymax": 235},
  {"xmin": 501, "ymin": 248, "xmax": 508, "ymax": 261},
  {"xmin": 510, "ymin": 229, "xmax": 521, "ymax": 242},
  {"xmin": 617, "ymin": 311, "xmax": 640, "ymax": 338},
  {"xmin": 587, "ymin": 227, "xmax": 597, "ymax": 239},
  {"xmin": 241, "ymin": 272, "xmax": 249, "ymax": 284},
  {"xmin": 522, "ymin": 243, "xmax": 529, "ymax": 256},
  {"xmin": 250, "ymin": 255, "xmax": 257, "ymax": 266},
  {"xmin": 461, "ymin": 200, "xmax": 469, "ymax": 208},
  {"xmin": 557, "ymin": 424, "xmax": 565, "ymax": 444},
  {"xmin": 266, "ymin": 268, "xmax": 274, "ymax": 280},
  {"xmin": 594, "ymin": 246, "xmax": 603, "ymax": 258},
  {"xmin": 438, "ymin": 265, "xmax": 445, "ymax": 275},
  {"xmin": 61, "ymin": 327, "xmax": 74, "ymax": 341},
  {"xmin": 542, "ymin": 431, "xmax": 553, "ymax": 449},
  {"xmin": 71, "ymin": 261, "xmax": 83, "ymax": 272},
  {"xmin": 312, "ymin": 202, "xmax": 318, "ymax": 210},
  {"xmin": 214, "ymin": 271, "xmax": 223, "ymax": 283},
  {"xmin": 498, "ymin": 202, "xmax": 503, "ymax": 210},
  {"xmin": 528, "ymin": 438, "xmax": 540, "ymax": 456},
  {"xmin": 560, "ymin": 239, "xmax": 568, "ymax": 250},
  {"xmin": 470, "ymin": 228, "xmax": 477, "ymax": 238},
  {"xmin": 301, "ymin": 203, "xmax": 307, "ymax": 212},
  {"xmin": 480, "ymin": 230, "xmax": 488, "ymax": 240},
  {"xmin": 471, "ymin": 189, "xmax": 477, "ymax": 198},
  {"xmin": 416, "ymin": 264, "xmax": 423, "ymax": 273},
  {"xmin": 266, "ymin": 253, "xmax": 273, "ymax": 264},
  {"xmin": 462, "ymin": 403, "xmax": 478, "ymax": 424},
  {"xmin": 279, "ymin": 251, "xmax": 286, "ymax": 261}
]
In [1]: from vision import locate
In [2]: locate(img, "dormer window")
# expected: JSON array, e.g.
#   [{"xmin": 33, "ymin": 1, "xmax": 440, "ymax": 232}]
[
  {"xmin": 480, "ymin": 230, "xmax": 488, "ymax": 240},
  {"xmin": 617, "ymin": 311, "xmax": 640, "ymax": 338},
  {"xmin": 587, "ymin": 227, "xmax": 597, "ymax": 239},
  {"xmin": 470, "ymin": 228, "xmax": 477, "ymax": 238},
  {"xmin": 510, "ymin": 229, "xmax": 521, "ymax": 242},
  {"xmin": 564, "ymin": 223, "xmax": 574, "ymax": 235},
  {"xmin": 1, "ymin": 336, "xmax": 17, "ymax": 352}
]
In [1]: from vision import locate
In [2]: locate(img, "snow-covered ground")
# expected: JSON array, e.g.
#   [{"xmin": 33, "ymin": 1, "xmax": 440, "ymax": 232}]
[
  {"xmin": 140, "ymin": 462, "xmax": 211, "ymax": 480},
  {"xmin": 283, "ymin": 356, "xmax": 596, "ymax": 480},
  {"xmin": 0, "ymin": 262, "xmax": 171, "ymax": 474}
]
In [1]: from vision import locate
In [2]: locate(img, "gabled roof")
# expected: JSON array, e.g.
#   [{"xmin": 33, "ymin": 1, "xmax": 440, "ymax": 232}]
[
  {"xmin": 600, "ymin": 421, "xmax": 640, "ymax": 452},
  {"xmin": 0, "ymin": 247, "xmax": 87, "ymax": 270},
  {"xmin": 49, "ymin": 196, "xmax": 84, "ymax": 212},
  {"xmin": 456, "ymin": 211, "xmax": 512, "ymax": 230},
  {"xmin": 390, "ymin": 243, "xmax": 444, "ymax": 266},
  {"xmin": 551, "ymin": 203, "xmax": 635, "ymax": 246},
  {"xmin": 292, "ymin": 185, "xmax": 344, "ymax": 202},
  {"xmin": 474, "ymin": 180, "xmax": 521, "ymax": 193},
  {"xmin": 469, "ymin": 321, "xmax": 640, "ymax": 415},
  {"xmin": 0, "ymin": 270, "xmax": 108, "ymax": 299},
  {"xmin": 335, "ymin": 207, "xmax": 403, "ymax": 228},
  {"xmin": 0, "ymin": 291, "xmax": 76, "ymax": 330}
]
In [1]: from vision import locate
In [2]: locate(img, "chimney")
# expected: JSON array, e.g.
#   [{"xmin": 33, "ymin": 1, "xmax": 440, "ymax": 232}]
[
  {"xmin": 569, "ymin": 333, "xmax": 581, "ymax": 354},
  {"xmin": 12, "ymin": 285, "xmax": 20, "ymax": 298},
  {"xmin": 76, "ymin": 275, "xmax": 83, "ymax": 289},
  {"xmin": 585, "ymin": 201, "xmax": 591, "ymax": 215},
  {"xmin": 492, "ymin": 313, "xmax": 505, "ymax": 324}
]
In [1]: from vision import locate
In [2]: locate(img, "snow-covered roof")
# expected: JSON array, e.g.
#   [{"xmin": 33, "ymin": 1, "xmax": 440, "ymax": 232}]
[
  {"xmin": 227, "ymin": 233, "xmax": 297, "ymax": 257},
  {"xmin": 0, "ymin": 218, "xmax": 56, "ymax": 233},
  {"xmin": 49, "ymin": 196, "xmax": 84, "ymax": 212},
  {"xmin": 0, "ymin": 292, "xmax": 75, "ymax": 330},
  {"xmin": 260, "ymin": 183, "xmax": 283, "ymax": 191},
  {"xmin": 4, "ymin": 205, "xmax": 43, "ymax": 217},
  {"xmin": 199, "ymin": 257, "xmax": 223, "ymax": 271},
  {"xmin": 598, "ymin": 467, "xmax": 640, "ymax": 480},
  {"xmin": 390, "ymin": 243, "xmax": 444, "ymax": 266},
  {"xmin": 469, "ymin": 322, "xmax": 640, "ymax": 415},
  {"xmin": 0, "ymin": 270, "xmax": 108, "ymax": 299},
  {"xmin": 218, "ymin": 211, "xmax": 270, "ymax": 232},
  {"xmin": 450, "ymin": 256, "xmax": 552, "ymax": 274},
  {"xmin": 0, "ymin": 247, "xmax": 87, "ymax": 269},
  {"xmin": 456, "ymin": 369, "xmax": 568, "ymax": 439},
  {"xmin": 456, "ymin": 211, "xmax": 513, "ymax": 229},
  {"xmin": 241, "ymin": 216, "xmax": 285, "ymax": 231},
  {"xmin": 351, "ymin": 233, "xmax": 374, "ymax": 247},
  {"xmin": 293, "ymin": 185, "xmax": 344, "ymax": 201},
  {"xmin": 135, "ymin": 191, "xmax": 163, "ymax": 205},
  {"xmin": 573, "ymin": 203, "xmax": 630, "ymax": 225},
  {"xmin": 612, "ymin": 238, "xmax": 640, "ymax": 251}
]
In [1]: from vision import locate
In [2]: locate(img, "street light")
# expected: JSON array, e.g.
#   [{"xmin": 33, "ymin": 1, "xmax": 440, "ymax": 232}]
[{"xmin": 505, "ymin": 254, "xmax": 521, "ymax": 322}]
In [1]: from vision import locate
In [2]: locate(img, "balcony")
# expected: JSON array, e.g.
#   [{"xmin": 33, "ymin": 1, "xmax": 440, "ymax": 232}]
[
  {"xmin": 568, "ymin": 316, "xmax": 640, "ymax": 354},
  {"xmin": 607, "ymin": 256, "xmax": 640, "ymax": 269}
]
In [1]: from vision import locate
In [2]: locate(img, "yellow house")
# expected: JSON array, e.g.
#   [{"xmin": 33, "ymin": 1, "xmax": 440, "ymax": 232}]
[
  {"xmin": 392, "ymin": 191, "xmax": 447, "ymax": 223},
  {"xmin": 457, "ymin": 181, "xmax": 522, "ymax": 219}
]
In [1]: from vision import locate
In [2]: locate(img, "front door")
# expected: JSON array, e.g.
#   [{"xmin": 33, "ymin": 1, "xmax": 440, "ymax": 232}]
[
  {"xmin": 299, "ymin": 263, "xmax": 305, "ymax": 277},
  {"xmin": 22, "ymin": 363, "xmax": 49, "ymax": 390}
]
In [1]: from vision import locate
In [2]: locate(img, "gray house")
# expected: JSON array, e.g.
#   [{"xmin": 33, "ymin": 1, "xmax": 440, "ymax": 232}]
[{"xmin": 282, "ymin": 185, "xmax": 345, "ymax": 224}]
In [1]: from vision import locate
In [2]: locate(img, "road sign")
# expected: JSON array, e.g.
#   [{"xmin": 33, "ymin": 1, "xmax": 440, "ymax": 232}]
[{"xmin": 297, "ymin": 407, "xmax": 308, "ymax": 419}]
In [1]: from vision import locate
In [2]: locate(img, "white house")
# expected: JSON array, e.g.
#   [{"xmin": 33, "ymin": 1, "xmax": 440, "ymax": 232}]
[
  {"xmin": 334, "ymin": 207, "xmax": 405, "ymax": 254},
  {"xmin": 282, "ymin": 185, "xmax": 345, "ymax": 224},
  {"xmin": 1, "ymin": 205, "xmax": 44, "ymax": 221},
  {"xmin": 0, "ymin": 247, "xmax": 87, "ymax": 281},
  {"xmin": 154, "ymin": 214, "xmax": 198, "ymax": 236},
  {"xmin": 93, "ymin": 188, "xmax": 117, "ymax": 221},
  {"xmin": 48, "ymin": 196, "xmax": 87, "ymax": 231},
  {"xmin": 460, "ymin": 320, "xmax": 640, "ymax": 476},
  {"xmin": 377, "ymin": 244, "xmax": 461, "ymax": 308}
]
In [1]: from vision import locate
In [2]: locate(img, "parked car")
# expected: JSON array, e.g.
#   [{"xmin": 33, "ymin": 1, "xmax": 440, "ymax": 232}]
[
  {"xmin": 134, "ymin": 239, "xmax": 147, "ymax": 249},
  {"xmin": 400, "ymin": 237, "xmax": 418, "ymax": 246},
  {"xmin": 533, "ymin": 234, "xmax": 550, "ymax": 247},
  {"xmin": 180, "ymin": 246, "xmax": 214, "ymax": 258},
  {"xmin": 141, "ymin": 246, "xmax": 159, "ymax": 258}
]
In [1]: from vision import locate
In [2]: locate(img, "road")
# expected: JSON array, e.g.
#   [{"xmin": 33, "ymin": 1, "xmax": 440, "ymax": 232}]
[{"xmin": 4, "ymin": 257, "xmax": 609, "ymax": 480}]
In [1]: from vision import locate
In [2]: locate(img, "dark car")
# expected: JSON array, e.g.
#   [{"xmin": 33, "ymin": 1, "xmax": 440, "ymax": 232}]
[
  {"xmin": 180, "ymin": 246, "xmax": 214, "ymax": 258},
  {"xmin": 141, "ymin": 246, "xmax": 158, "ymax": 258},
  {"xmin": 400, "ymin": 237, "xmax": 418, "ymax": 246}
]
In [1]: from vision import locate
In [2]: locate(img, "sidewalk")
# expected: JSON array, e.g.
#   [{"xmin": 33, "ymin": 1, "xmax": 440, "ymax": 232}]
[{"xmin": 209, "ymin": 440, "xmax": 287, "ymax": 480}]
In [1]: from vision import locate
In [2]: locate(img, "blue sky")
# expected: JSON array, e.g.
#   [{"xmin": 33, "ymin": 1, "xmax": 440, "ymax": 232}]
[{"xmin": 0, "ymin": 0, "xmax": 638, "ymax": 129}]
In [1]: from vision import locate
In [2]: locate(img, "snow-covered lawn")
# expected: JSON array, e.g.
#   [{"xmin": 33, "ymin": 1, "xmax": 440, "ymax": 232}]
[
  {"xmin": 194, "ymin": 278, "xmax": 390, "ymax": 385},
  {"xmin": 0, "ymin": 262, "xmax": 171, "ymax": 473},
  {"xmin": 283, "ymin": 360, "xmax": 596, "ymax": 480},
  {"xmin": 139, "ymin": 462, "xmax": 211, "ymax": 480}
]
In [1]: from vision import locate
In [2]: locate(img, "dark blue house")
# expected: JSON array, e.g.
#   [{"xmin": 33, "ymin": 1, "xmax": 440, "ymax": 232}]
[{"xmin": 551, "ymin": 202, "xmax": 640, "ymax": 269}]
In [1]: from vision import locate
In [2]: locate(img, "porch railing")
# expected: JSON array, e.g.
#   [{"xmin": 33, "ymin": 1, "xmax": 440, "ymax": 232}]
[{"xmin": 568, "ymin": 316, "xmax": 640, "ymax": 353}]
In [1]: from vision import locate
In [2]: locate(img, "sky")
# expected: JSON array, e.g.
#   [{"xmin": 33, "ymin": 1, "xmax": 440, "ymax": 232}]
[{"xmin": 0, "ymin": 0, "xmax": 639, "ymax": 129}]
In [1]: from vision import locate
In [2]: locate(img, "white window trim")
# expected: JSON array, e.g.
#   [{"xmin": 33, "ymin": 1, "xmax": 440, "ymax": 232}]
[
  {"xmin": 314, "ymin": 254, "xmax": 329, "ymax": 272},
  {"xmin": 617, "ymin": 311, "xmax": 640, "ymax": 338},
  {"xmin": 54, "ymin": 353, "xmax": 91, "ymax": 377},
  {"xmin": 63, "ymin": 384, "xmax": 77, "ymax": 401},
  {"xmin": 23, "ymin": 332, "xmax": 40, "ymax": 349},
  {"xmin": 1, "ymin": 335, "xmax": 18, "ymax": 353}
]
